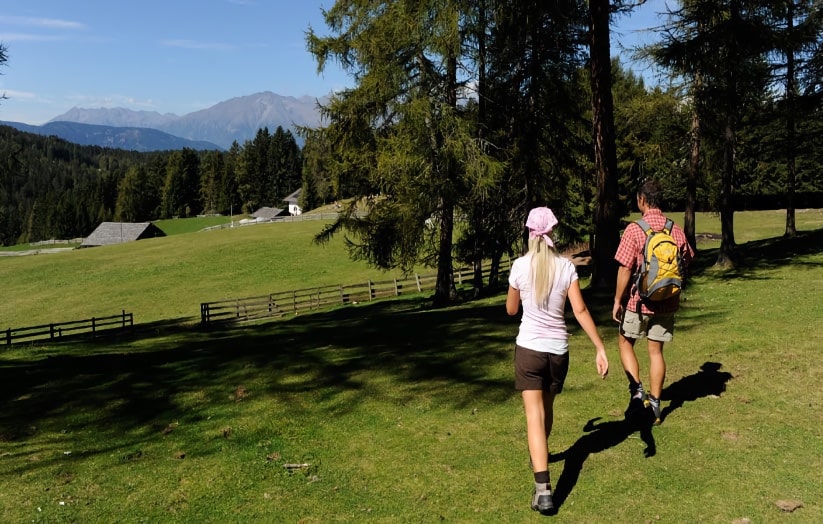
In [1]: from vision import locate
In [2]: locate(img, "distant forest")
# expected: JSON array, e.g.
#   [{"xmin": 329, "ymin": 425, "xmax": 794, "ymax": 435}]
[
  {"xmin": 2, "ymin": 69, "xmax": 823, "ymax": 248},
  {"xmin": 0, "ymin": 125, "xmax": 303, "ymax": 246}
]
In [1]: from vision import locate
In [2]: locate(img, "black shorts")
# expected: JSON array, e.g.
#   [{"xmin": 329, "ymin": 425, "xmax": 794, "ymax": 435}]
[{"xmin": 514, "ymin": 344, "xmax": 569, "ymax": 393}]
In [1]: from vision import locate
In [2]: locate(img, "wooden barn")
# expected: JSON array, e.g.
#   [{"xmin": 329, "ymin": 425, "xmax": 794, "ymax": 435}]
[
  {"xmin": 251, "ymin": 207, "xmax": 289, "ymax": 220},
  {"xmin": 81, "ymin": 222, "xmax": 166, "ymax": 248}
]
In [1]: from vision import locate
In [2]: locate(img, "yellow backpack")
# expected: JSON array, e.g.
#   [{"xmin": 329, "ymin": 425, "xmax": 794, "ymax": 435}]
[{"xmin": 635, "ymin": 218, "xmax": 683, "ymax": 305}]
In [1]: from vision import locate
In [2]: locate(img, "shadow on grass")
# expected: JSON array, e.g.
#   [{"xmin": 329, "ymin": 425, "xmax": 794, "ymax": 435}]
[
  {"xmin": 549, "ymin": 417, "xmax": 655, "ymax": 513},
  {"xmin": 549, "ymin": 361, "xmax": 733, "ymax": 513},
  {"xmin": 688, "ymin": 227, "xmax": 823, "ymax": 279},
  {"xmin": 0, "ymin": 296, "xmax": 517, "ymax": 463},
  {"xmin": 659, "ymin": 362, "xmax": 733, "ymax": 423}
]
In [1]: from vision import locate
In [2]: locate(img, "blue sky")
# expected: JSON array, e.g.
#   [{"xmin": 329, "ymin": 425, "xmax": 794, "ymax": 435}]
[{"xmin": 0, "ymin": 0, "xmax": 670, "ymax": 125}]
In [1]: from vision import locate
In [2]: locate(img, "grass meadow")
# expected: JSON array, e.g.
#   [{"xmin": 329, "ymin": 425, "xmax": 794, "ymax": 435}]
[
  {"xmin": 1, "ymin": 210, "xmax": 822, "ymax": 523},
  {"xmin": 0, "ymin": 218, "xmax": 408, "ymax": 328}
]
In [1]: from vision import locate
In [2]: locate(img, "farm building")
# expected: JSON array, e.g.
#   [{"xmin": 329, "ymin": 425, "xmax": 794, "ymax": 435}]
[
  {"xmin": 283, "ymin": 189, "xmax": 302, "ymax": 215},
  {"xmin": 251, "ymin": 207, "xmax": 289, "ymax": 221},
  {"xmin": 80, "ymin": 222, "xmax": 166, "ymax": 247}
]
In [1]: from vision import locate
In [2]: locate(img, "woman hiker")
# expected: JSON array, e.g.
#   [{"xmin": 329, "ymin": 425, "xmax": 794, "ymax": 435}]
[{"xmin": 506, "ymin": 206, "xmax": 609, "ymax": 514}]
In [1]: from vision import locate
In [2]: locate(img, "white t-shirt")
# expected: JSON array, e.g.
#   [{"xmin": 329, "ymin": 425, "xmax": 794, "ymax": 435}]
[{"xmin": 508, "ymin": 254, "xmax": 579, "ymax": 354}]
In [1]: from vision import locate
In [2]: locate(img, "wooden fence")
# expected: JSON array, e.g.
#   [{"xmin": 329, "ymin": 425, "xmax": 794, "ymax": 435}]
[
  {"xmin": 3, "ymin": 310, "xmax": 134, "ymax": 346},
  {"xmin": 28, "ymin": 238, "xmax": 84, "ymax": 246},
  {"xmin": 200, "ymin": 259, "xmax": 511, "ymax": 325},
  {"xmin": 200, "ymin": 212, "xmax": 370, "ymax": 232}
]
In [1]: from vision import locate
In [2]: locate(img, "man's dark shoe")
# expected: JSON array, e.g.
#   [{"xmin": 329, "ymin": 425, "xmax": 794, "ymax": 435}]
[
  {"xmin": 624, "ymin": 390, "xmax": 648, "ymax": 418},
  {"xmin": 531, "ymin": 482, "xmax": 554, "ymax": 514},
  {"xmin": 647, "ymin": 396, "xmax": 662, "ymax": 425}
]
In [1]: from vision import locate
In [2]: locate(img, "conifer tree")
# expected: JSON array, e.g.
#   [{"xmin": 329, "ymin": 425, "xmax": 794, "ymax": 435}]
[
  {"xmin": 308, "ymin": 0, "xmax": 503, "ymax": 305},
  {"xmin": 651, "ymin": 0, "xmax": 775, "ymax": 267}
]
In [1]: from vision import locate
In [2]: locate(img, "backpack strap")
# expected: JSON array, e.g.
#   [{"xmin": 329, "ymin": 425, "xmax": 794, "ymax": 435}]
[
  {"xmin": 637, "ymin": 218, "xmax": 675, "ymax": 235},
  {"xmin": 636, "ymin": 219, "xmax": 652, "ymax": 235}
]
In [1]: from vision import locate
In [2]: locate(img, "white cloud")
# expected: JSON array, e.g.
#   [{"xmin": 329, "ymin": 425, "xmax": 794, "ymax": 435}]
[
  {"xmin": 65, "ymin": 93, "xmax": 158, "ymax": 109},
  {"xmin": 161, "ymin": 39, "xmax": 233, "ymax": 51},
  {"xmin": 0, "ymin": 32, "xmax": 66, "ymax": 42},
  {"xmin": 1, "ymin": 88, "xmax": 37, "ymax": 99},
  {"xmin": 0, "ymin": 15, "xmax": 86, "ymax": 30}
]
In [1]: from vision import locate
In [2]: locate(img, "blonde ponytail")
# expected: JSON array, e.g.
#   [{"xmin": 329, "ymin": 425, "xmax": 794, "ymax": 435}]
[{"xmin": 528, "ymin": 236, "xmax": 559, "ymax": 309}]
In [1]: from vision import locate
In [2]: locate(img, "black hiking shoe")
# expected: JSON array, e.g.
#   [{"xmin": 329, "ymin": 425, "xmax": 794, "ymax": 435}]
[
  {"xmin": 531, "ymin": 483, "xmax": 554, "ymax": 514},
  {"xmin": 647, "ymin": 396, "xmax": 662, "ymax": 425},
  {"xmin": 624, "ymin": 389, "xmax": 648, "ymax": 418}
]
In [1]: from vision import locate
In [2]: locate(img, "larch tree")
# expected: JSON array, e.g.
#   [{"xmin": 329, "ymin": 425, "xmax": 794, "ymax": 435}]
[
  {"xmin": 482, "ymin": 0, "xmax": 590, "ymax": 271},
  {"xmin": 0, "ymin": 42, "xmax": 7, "ymax": 104},
  {"xmin": 766, "ymin": 0, "xmax": 823, "ymax": 237},
  {"xmin": 199, "ymin": 150, "xmax": 225, "ymax": 215},
  {"xmin": 161, "ymin": 148, "xmax": 201, "ymax": 218},
  {"xmin": 115, "ymin": 164, "xmax": 154, "ymax": 222},
  {"xmin": 308, "ymin": 0, "xmax": 502, "ymax": 306},
  {"xmin": 652, "ymin": 0, "xmax": 774, "ymax": 267}
]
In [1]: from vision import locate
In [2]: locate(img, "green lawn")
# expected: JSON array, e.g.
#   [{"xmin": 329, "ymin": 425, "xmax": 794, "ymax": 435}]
[
  {"xmin": 0, "ymin": 210, "xmax": 821, "ymax": 522},
  {"xmin": 153, "ymin": 215, "xmax": 237, "ymax": 235},
  {"xmin": 0, "ymin": 219, "xmax": 407, "ymax": 328}
]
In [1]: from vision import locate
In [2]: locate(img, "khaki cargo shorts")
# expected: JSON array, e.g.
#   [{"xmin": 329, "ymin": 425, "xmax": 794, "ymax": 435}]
[{"xmin": 620, "ymin": 310, "xmax": 675, "ymax": 342}]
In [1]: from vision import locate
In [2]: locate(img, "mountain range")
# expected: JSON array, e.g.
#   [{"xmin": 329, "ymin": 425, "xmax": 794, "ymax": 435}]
[{"xmin": 0, "ymin": 91, "xmax": 327, "ymax": 152}]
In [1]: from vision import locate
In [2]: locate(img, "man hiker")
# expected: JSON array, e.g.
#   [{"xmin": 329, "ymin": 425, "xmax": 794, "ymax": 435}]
[{"xmin": 612, "ymin": 179, "xmax": 695, "ymax": 425}]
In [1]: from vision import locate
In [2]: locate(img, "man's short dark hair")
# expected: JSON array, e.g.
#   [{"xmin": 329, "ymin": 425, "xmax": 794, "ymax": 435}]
[{"xmin": 638, "ymin": 179, "xmax": 664, "ymax": 209}]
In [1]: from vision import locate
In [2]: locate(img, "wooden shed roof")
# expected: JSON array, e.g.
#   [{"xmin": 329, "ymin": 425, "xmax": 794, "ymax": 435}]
[
  {"xmin": 81, "ymin": 222, "xmax": 166, "ymax": 247},
  {"xmin": 251, "ymin": 207, "xmax": 287, "ymax": 219}
]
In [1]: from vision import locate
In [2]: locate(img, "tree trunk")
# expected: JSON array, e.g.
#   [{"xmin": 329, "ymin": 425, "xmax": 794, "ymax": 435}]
[
  {"xmin": 473, "ymin": 0, "xmax": 488, "ymax": 296},
  {"xmin": 685, "ymin": 100, "xmax": 700, "ymax": 252},
  {"xmin": 784, "ymin": 2, "xmax": 797, "ymax": 238},
  {"xmin": 433, "ymin": 53, "xmax": 459, "ymax": 307},
  {"xmin": 588, "ymin": 0, "xmax": 621, "ymax": 289},
  {"xmin": 489, "ymin": 252, "xmax": 501, "ymax": 289},
  {"xmin": 434, "ymin": 200, "xmax": 455, "ymax": 306},
  {"xmin": 716, "ymin": 119, "xmax": 737, "ymax": 267}
]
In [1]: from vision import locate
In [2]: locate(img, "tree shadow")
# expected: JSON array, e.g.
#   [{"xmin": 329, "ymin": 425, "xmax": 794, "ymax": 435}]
[
  {"xmin": 548, "ymin": 361, "xmax": 733, "ymax": 513},
  {"xmin": 688, "ymin": 227, "xmax": 823, "ymax": 279},
  {"xmin": 0, "ymin": 296, "xmax": 518, "ymax": 470}
]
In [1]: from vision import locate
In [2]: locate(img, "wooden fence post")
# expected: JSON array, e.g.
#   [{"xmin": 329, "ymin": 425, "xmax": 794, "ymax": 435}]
[
  {"xmin": 5, "ymin": 328, "xmax": 10, "ymax": 346},
  {"xmin": 415, "ymin": 274, "xmax": 422, "ymax": 292},
  {"xmin": 368, "ymin": 280, "xmax": 374, "ymax": 301},
  {"xmin": 91, "ymin": 317, "xmax": 96, "ymax": 338},
  {"xmin": 50, "ymin": 323, "xmax": 55, "ymax": 339},
  {"xmin": 394, "ymin": 278, "xmax": 399, "ymax": 296}
]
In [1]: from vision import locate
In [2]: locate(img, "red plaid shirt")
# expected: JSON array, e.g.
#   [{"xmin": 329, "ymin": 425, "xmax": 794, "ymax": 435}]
[{"xmin": 614, "ymin": 209, "xmax": 694, "ymax": 314}]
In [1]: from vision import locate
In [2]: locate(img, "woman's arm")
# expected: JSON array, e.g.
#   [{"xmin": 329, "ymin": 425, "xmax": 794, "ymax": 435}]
[{"xmin": 506, "ymin": 286, "xmax": 521, "ymax": 316}]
